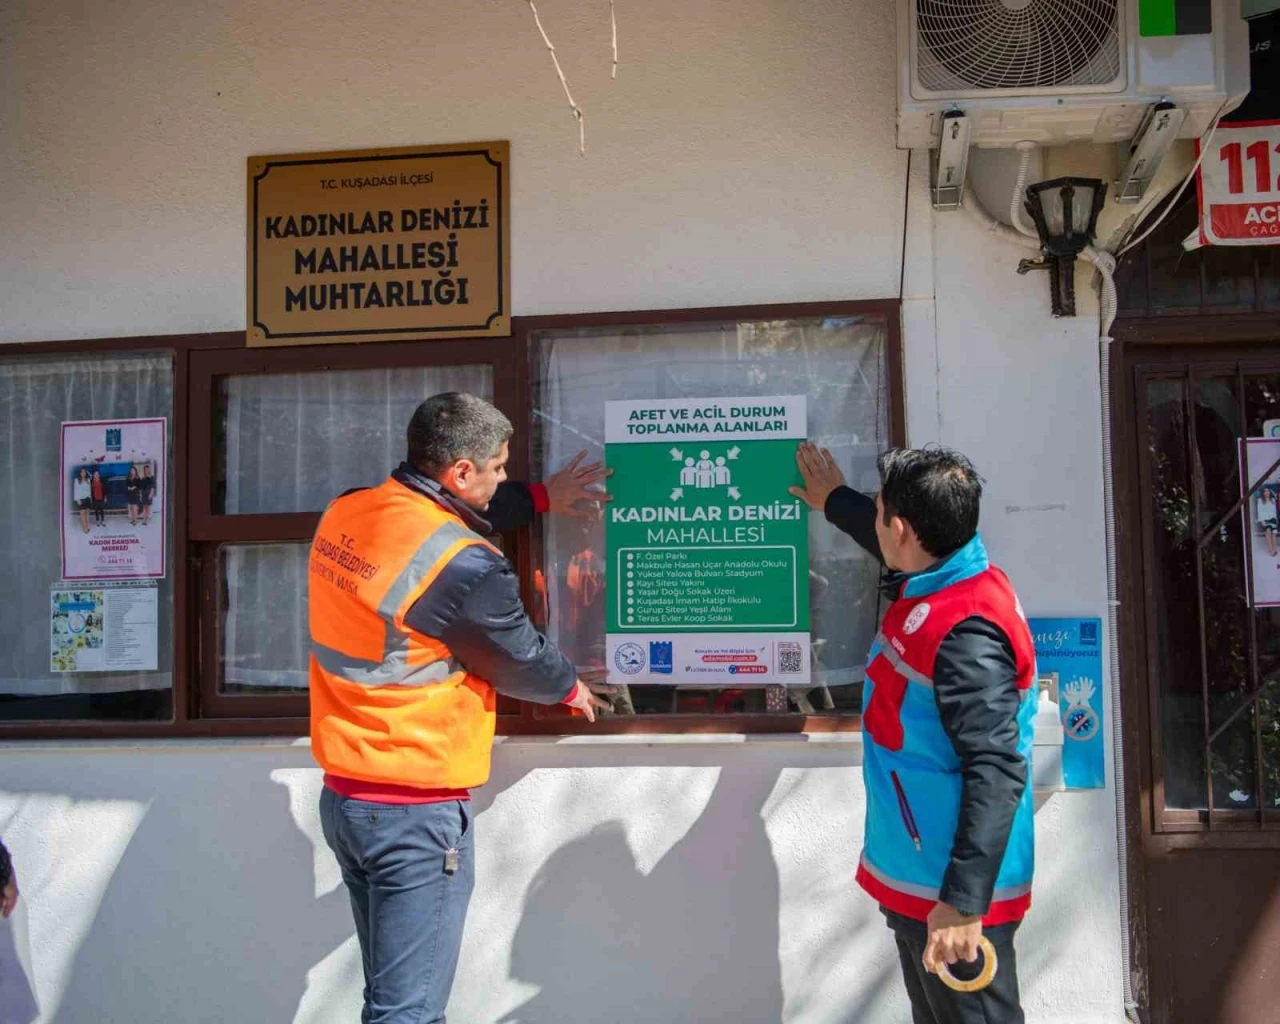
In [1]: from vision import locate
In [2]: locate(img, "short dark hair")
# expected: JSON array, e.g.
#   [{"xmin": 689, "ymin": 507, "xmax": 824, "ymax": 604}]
[
  {"xmin": 877, "ymin": 447, "xmax": 983, "ymax": 558},
  {"xmin": 407, "ymin": 393, "xmax": 513, "ymax": 476}
]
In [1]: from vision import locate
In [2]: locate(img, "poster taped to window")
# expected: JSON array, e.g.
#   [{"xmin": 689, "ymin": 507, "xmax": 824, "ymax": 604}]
[
  {"xmin": 61, "ymin": 418, "xmax": 166, "ymax": 580},
  {"xmin": 50, "ymin": 583, "xmax": 159, "ymax": 673},
  {"xmin": 604, "ymin": 396, "xmax": 811, "ymax": 685}
]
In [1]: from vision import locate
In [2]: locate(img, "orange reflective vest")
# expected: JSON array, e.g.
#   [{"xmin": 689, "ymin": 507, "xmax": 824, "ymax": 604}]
[{"xmin": 309, "ymin": 477, "xmax": 500, "ymax": 790}]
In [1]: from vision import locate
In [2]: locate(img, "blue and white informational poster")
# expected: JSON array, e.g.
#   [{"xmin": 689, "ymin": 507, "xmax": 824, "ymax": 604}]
[
  {"xmin": 1028, "ymin": 617, "xmax": 1105, "ymax": 790},
  {"xmin": 50, "ymin": 584, "xmax": 158, "ymax": 674}
]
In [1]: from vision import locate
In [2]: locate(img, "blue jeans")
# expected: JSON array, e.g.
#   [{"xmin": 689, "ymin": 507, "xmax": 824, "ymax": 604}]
[{"xmin": 320, "ymin": 789, "xmax": 476, "ymax": 1024}]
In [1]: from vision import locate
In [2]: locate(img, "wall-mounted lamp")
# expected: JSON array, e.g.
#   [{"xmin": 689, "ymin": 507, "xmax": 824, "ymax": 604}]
[{"xmin": 1021, "ymin": 177, "xmax": 1106, "ymax": 317}]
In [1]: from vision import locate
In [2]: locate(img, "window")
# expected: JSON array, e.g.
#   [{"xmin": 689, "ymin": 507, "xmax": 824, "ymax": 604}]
[
  {"xmin": 216, "ymin": 365, "xmax": 494, "ymax": 515},
  {"xmin": 1136, "ymin": 359, "xmax": 1280, "ymax": 829},
  {"xmin": 189, "ymin": 341, "xmax": 511, "ymax": 720},
  {"xmin": 1, "ymin": 302, "xmax": 902, "ymax": 737},
  {"xmin": 0, "ymin": 353, "xmax": 174, "ymax": 722},
  {"xmin": 523, "ymin": 306, "xmax": 901, "ymax": 731}
]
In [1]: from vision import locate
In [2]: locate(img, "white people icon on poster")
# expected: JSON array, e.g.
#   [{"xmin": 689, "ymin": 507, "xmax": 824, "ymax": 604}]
[{"xmin": 670, "ymin": 446, "xmax": 740, "ymax": 501}]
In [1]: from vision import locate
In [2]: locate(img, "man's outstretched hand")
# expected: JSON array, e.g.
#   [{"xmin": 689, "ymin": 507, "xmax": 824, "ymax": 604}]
[
  {"xmin": 565, "ymin": 681, "xmax": 611, "ymax": 722},
  {"xmin": 544, "ymin": 451, "xmax": 613, "ymax": 518},
  {"xmin": 790, "ymin": 442, "xmax": 846, "ymax": 511}
]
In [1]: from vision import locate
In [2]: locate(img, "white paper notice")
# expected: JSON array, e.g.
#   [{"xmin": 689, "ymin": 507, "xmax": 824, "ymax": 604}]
[{"xmin": 51, "ymin": 584, "xmax": 159, "ymax": 673}]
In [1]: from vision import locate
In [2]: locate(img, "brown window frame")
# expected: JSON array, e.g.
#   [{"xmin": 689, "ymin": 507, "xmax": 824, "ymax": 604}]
[
  {"xmin": 187, "ymin": 336, "xmax": 527, "ymax": 728},
  {"xmin": 0, "ymin": 299, "xmax": 903, "ymax": 739},
  {"xmin": 508, "ymin": 302, "xmax": 903, "ymax": 735}
]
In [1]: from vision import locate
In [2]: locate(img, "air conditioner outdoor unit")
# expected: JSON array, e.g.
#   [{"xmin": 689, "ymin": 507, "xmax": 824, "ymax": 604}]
[{"xmin": 897, "ymin": 0, "xmax": 1251, "ymax": 150}]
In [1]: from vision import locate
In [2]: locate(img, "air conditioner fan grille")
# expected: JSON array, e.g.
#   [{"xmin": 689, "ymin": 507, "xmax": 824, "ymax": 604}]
[{"xmin": 916, "ymin": 0, "xmax": 1121, "ymax": 92}]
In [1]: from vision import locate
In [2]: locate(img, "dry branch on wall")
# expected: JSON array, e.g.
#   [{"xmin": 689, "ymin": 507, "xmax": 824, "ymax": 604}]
[{"xmin": 526, "ymin": 0, "xmax": 586, "ymax": 155}]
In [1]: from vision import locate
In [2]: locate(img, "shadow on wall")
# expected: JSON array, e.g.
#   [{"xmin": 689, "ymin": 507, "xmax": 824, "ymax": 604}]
[
  {"xmin": 2, "ymin": 750, "xmax": 356, "ymax": 1024},
  {"xmin": 1, "ymin": 742, "xmax": 1069, "ymax": 1024},
  {"xmin": 478, "ymin": 743, "xmax": 894, "ymax": 1024},
  {"xmin": 481, "ymin": 744, "xmax": 1068, "ymax": 1024},
  {"xmin": 498, "ymin": 814, "xmax": 904, "ymax": 1024},
  {"xmin": 497, "ymin": 788, "xmax": 783, "ymax": 1024},
  {"xmin": 0, "ymin": 911, "xmax": 39, "ymax": 1024}
]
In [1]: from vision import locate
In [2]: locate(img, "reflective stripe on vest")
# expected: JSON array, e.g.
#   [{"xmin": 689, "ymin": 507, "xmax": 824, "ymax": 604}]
[
  {"xmin": 857, "ymin": 853, "xmax": 1032, "ymax": 904},
  {"xmin": 309, "ymin": 519, "xmax": 476, "ymax": 686},
  {"xmin": 870, "ymin": 631, "xmax": 1036, "ymax": 704},
  {"xmin": 872, "ymin": 632, "xmax": 934, "ymax": 688},
  {"xmin": 311, "ymin": 518, "xmax": 474, "ymax": 688}
]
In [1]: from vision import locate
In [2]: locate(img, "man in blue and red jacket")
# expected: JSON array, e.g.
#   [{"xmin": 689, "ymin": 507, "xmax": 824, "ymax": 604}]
[{"xmin": 794, "ymin": 443, "xmax": 1034, "ymax": 1024}]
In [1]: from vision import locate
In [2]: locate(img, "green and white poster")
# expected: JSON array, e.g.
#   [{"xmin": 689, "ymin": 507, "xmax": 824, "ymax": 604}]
[{"xmin": 604, "ymin": 395, "xmax": 811, "ymax": 686}]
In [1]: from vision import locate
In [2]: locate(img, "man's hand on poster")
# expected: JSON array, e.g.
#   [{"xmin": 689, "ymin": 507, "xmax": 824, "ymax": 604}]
[
  {"xmin": 565, "ymin": 679, "xmax": 612, "ymax": 722},
  {"xmin": 790, "ymin": 442, "xmax": 846, "ymax": 510},
  {"xmin": 544, "ymin": 451, "xmax": 613, "ymax": 519},
  {"xmin": 923, "ymin": 901, "xmax": 983, "ymax": 972}
]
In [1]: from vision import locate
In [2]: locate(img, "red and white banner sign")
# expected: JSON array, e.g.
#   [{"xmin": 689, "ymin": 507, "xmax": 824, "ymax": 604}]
[{"xmin": 1197, "ymin": 120, "xmax": 1280, "ymax": 246}]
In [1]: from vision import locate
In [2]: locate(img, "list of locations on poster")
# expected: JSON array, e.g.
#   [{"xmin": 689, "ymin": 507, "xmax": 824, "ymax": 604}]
[
  {"xmin": 620, "ymin": 548, "xmax": 795, "ymax": 628},
  {"xmin": 51, "ymin": 582, "xmax": 159, "ymax": 674},
  {"xmin": 604, "ymin": 396, "xmax": 811, "ymax": 685}
]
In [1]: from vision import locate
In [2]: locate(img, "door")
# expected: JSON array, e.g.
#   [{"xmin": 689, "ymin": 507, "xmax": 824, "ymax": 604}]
[{"xmin": 1117, "ymin": 342, "xmax": 1280, "ymax": 1023}]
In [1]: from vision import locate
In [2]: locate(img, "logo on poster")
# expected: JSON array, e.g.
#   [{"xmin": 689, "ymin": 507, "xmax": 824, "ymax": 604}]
[
  {"xmin": 105, "ymin": 428, "xmax": 122, "ymax": 452},
  {"xmin": 614, "ymin": 642, "xmax": 646, "ymax": 675},
  {"xmin": 648, "ymin": 641, "xmax": 673, "ymax": 674}
]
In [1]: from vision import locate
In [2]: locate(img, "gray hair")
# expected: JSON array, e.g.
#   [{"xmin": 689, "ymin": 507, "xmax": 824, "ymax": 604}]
[{"xmin": 407, "ymin": 393, "xmax": 513, "ymax": 475}]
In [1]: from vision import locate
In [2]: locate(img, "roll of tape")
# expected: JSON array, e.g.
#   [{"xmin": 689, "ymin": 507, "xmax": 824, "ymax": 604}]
[{"xmin": 936, "ymin": 936, "xmax": 998, "ymax": 993}]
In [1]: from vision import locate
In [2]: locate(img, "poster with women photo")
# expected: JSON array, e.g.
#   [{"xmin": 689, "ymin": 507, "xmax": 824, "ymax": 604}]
[
  {"xmin": 60, "ymin": 418, "xmax": 166, "ymax": 580},
  {"xmin": 1240, "ymin": 437, "xmax": 1280, "ymax": 607}
]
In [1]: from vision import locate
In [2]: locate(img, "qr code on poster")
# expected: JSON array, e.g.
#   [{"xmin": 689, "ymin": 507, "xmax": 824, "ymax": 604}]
[{"xmin": 777, "ymin": 642, "xmax": 804, "ymax": 675}]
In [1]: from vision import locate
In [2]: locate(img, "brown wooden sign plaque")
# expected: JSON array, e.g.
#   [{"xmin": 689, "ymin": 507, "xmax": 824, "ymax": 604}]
[{"xmin": 246, "ymin": 141, "xmax": 510, "ymax": 347}]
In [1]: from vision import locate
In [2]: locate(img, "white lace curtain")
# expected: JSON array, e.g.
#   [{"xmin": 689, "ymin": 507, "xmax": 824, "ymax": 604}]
[
  {"xmin": 0, "ymin": 354, "xmax": 173, "ymax": 695},
  {"xmin": 221, "ymin": 365, "xmax": 493, "ymax": 689}
]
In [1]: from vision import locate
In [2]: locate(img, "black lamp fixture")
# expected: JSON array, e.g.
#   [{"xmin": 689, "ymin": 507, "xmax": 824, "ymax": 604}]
[{"xmin": 1022, "ymin": 177, "xmax": 1106, "ymax": 318}]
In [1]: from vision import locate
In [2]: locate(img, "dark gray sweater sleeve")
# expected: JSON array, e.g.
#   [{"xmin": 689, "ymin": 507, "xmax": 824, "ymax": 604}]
[
  {"xmin": 484, "ymin": 482, "xmax": 536, "ymax": 535},
  {"xmin": 402, "ymin": 545, "xmax": 575, "ymax": 705},
  {"xmin": 933, "ymin": 616, "xmax": 1028, "ymax": 917},
  {"xmin": 823, "ymin": 485, "xmax": 883, "ymax": 563}
]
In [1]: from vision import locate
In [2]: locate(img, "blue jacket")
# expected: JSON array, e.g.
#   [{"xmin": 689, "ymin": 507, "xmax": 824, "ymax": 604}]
[{"xmin": 825, "ymin": 487, "xmax": 1036, "ymax": 923}]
